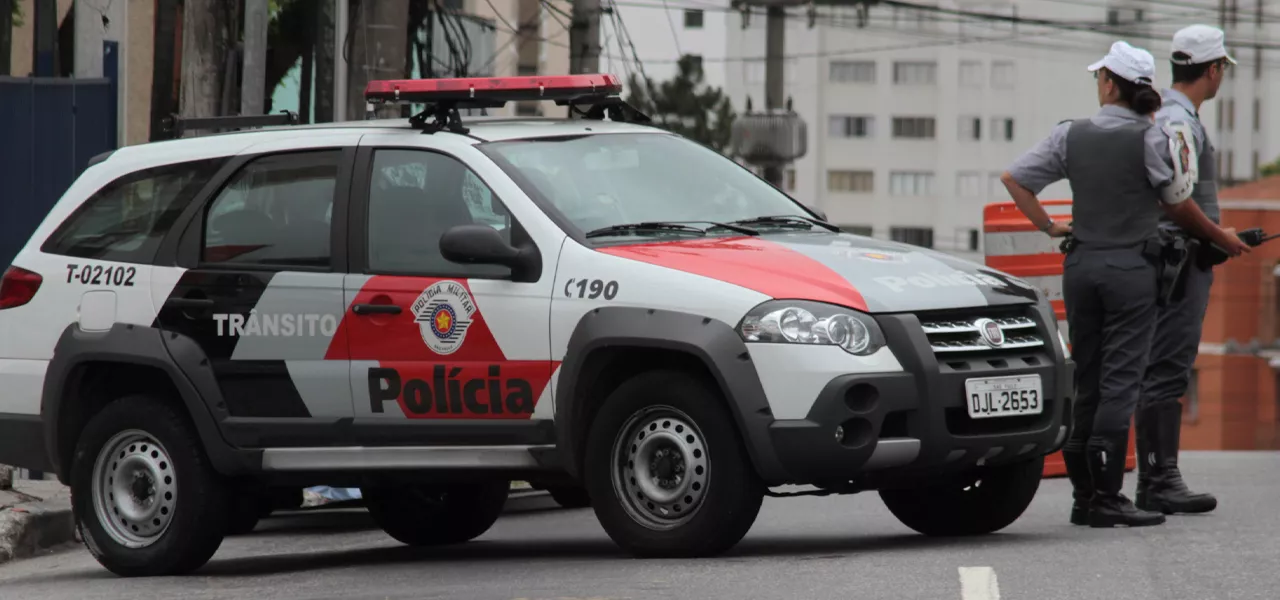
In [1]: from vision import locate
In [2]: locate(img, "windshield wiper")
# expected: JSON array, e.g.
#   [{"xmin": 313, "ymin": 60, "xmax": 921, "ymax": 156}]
[
  {"xmin": 730, "ymin": 215, "xmax": 841, "ymax": 232},
  {"xmin": 584, "ymin": 221, "xmax": 759, "ymax": 239}
]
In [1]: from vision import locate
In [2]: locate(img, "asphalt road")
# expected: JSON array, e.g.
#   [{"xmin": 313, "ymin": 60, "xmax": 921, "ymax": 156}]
[{"xmin": 1, "ymin": 451, "xmax": 1277, "ymax": 600}]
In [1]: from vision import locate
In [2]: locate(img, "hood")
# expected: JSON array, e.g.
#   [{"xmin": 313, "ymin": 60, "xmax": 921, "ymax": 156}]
[{"xmin": 597, "ymin": 232, "xmax": 1039, "ymax": 313}]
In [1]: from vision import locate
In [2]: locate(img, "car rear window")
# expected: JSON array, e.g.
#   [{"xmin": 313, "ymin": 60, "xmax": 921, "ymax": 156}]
[{"xmin": 42, "ymin": 157, "xmax": 226, "ymax": 264}]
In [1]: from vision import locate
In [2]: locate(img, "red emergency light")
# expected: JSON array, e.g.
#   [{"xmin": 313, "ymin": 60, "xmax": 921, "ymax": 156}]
[{"xmin": 364, "ymin": 74, "xmax": 623, "ymax": 105}]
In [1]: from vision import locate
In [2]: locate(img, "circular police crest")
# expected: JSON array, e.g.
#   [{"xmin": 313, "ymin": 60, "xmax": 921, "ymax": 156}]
[{"xmin": 411, "ymin": 281, "xmax": 477, "ymax": 355}]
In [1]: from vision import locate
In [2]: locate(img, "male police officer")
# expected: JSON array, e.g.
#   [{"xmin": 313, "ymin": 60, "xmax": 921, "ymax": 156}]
[
  {"xmin": 1000, "ymin": 41, "xmax": 1247, "ymax": 528},
  {"xmin": 1135, "ymin": 25, "xmax": 1236, "ymax": 516}
]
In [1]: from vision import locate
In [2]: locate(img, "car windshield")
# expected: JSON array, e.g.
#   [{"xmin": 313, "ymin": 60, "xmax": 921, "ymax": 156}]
[{"xmin": 479, "ymin": 132, "xmax": 814, "ymax": 239}]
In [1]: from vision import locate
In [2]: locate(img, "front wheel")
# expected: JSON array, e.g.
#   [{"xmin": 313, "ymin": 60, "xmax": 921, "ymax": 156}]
[
  {"xmin": 546, "ymin": 485, "xmax": 591, "ymax": 509},
  {"xmin": 363, "ymin": 481, "xmax": 508, "ymax": 546},
  {"xmin": 71, "ymin": 395, "xmax": 230, "ymax": 577},
  {"xmin": 584, "ymin": 370, "xmax": 764, "ymax": 558},
  {"xmin": 879, "ymin": 455, "xmax": 1045, "ymax": 536}
]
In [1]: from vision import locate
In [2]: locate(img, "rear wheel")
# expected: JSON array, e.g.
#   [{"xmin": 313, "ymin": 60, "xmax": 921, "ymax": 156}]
[
  {"xmin": 879, "ymin": 456, "xmax": 1045, "ymax": 536},
  {"xmin": 363, "ymin": 481, "xmax": 508, "ymax": 546},
  {"xmin": 584, "ymin": 370, "xmax": 764, "ymax": 558},
  {"xmin": 71, "ymin": 395, "xmax": 229, "ymax": 577}
]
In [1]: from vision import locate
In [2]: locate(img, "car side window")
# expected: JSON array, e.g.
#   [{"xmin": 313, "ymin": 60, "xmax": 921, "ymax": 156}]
[
  {"xmin": 202, "ymin": 151, "xmax": 339, "ymax": 270},
  {"xmin": 366, "ymin": 149, "xmax": 513, "ymax": 278},
  {"xmin": 41, "ymin": 158, "xmax": 226, "ymax": 263}
]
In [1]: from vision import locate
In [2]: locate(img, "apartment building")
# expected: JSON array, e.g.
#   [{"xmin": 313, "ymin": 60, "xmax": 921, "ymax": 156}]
[
  {"xmin": 599, "ymin": 0, "xmax": 731, "ymax": 91},
  {"xmin": 722, "ymin": 0, "xmax": 1280, "ymax": 262}
]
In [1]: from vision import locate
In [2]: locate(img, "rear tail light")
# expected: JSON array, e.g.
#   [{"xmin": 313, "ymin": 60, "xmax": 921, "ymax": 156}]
[{"xmin": 0, "ymin": 266, "xmax": 43, "ymax": 309}]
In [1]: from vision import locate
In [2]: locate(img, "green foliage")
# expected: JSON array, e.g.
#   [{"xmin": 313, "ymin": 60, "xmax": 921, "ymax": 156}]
[
  {"xmin": 11, "ymin": 2, "xmax": 22, "ymax": 27},
  {"xmin": 625, "ymin": 55, "xmax": 737, "ymax": 154},
  {"xmin": 1262, "ymin": 156, "xmax": 1280, "ymax": 179}
]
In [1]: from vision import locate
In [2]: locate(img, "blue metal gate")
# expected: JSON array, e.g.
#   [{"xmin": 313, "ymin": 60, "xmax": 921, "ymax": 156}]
[{"xmin": 0, "ymin": 74, "xmax": 118, "ymax": 267}]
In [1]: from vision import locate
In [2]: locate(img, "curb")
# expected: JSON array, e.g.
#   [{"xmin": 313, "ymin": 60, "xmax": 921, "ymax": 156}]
[{"xmin": 0, "ymin": 498, "xmax": 77, "ymax": 566}]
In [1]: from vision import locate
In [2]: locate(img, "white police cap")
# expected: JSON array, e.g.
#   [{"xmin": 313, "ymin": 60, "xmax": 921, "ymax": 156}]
[
  {"xmin": 1171, "ymin": 24, "xmax": 1237, "ymax": 65},
  {"xmin": 1087, "ymin": 41, "xmax": 1156, "ymax": 86}
]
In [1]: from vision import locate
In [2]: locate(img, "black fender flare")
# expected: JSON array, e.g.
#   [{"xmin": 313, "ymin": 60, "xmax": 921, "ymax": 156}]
[
  {"xmin": 41, "ymin": 322, "xmax": 260, "ymax": 483},
  {"xmin": 553, "ymin": 307, "xmax": 789, "ymax": 485}
]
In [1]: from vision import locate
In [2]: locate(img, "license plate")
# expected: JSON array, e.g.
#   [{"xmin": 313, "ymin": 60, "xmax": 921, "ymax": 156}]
[{"xmin": 965, "ymin": 375, "xmax": 1043, "ymax": 419}]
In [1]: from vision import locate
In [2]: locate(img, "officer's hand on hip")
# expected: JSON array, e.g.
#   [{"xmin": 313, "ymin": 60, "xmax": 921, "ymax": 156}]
[
  {"xmin": 1218, "ymin": 227, "xmax": 1251, "ymax": 257},
  {"xmin": 1046, "ymin": 221, "xmax": 1073, "ymax": 238}
]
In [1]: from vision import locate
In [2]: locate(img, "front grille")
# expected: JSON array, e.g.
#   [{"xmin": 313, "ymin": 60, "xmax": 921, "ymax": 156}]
[{"xmin": 920, "ymin": 313, "xmax": 1045, "ymax": 355}]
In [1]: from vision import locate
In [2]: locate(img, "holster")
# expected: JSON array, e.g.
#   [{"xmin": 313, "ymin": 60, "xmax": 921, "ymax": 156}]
[{"xmin": 1154, "ymin": 230, "xmax": 1194, "ymax": 308}]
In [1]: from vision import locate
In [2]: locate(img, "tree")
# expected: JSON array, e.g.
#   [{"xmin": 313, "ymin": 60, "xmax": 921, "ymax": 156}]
[
  {"xmin": 625, "ymin": 55, "xmax": 736, "ymax": 154},
  {"xmin": 1261, "ymin": 156, "xmax": 1280, "ymax": 179}
]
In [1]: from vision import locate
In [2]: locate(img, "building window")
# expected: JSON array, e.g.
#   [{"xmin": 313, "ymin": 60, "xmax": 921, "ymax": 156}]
[
  {"xmin": 515, "ymin": 102, "xmax": 540, "ymax": 116},
  {"xmin": 990, "ymin": 172, "xmax": 1008, "ymax": 198},
  {"xmin": 1254, "ymin": 97, "xmax": 1261, "ymax": 131},
  {"xmin": 956, "ymin": 171, "xmax": 983, "ymax": 197},
  {"xmin": 893, "ymin": 61, "xmax": 937, "ymax": 84},
  {"xmin": 828, "ymin": 170, "xmax": 874, "ymax": 193},
  {"xmin": 890, "ymin": 227, "xmax": 934, "ymax": 248},
  {"xmin": 517, "ymin": 63, "xmax": 538, "ymax": 76},
  {"xmin": 1256, "ymin": 46, "xmax": 1264, "ymax": 80},
  {"xmin": 990, "ymin": 117, "xmax": 1014, "ymax": 141},
  {"xmin": 829, "ymin": 115, "xmax": 874, "ymax": 138},
  {"xmin": 959, "ymin": 116, "xmax": 982, "ymax": 141},
  {"xmin": 892, "ymin": 117, "xmax": 936, "ymax": 139},
  {"xmin": 1228, "ymin": 150, "xmax": 1235, "ymax": 182},
  {"xmin": 785, "ymin": 168, "xmax": 796, "ymax": 191},
  {"xmin": 889, "ymin": 171, "xmax": 935, "ymax": 196},
  {"xmin": 687, "ymin": 55, "xmax": 703, "ymax": 73},
  {"xmin": 1254, "ymin": 151, "xmax": 1261, "ymax": 180},
  {"xmin": 683, "ymin": 9, "xmax": 704, "ymax": 29},
  {"xmin": 829, "ymin": 60, "xmax": 875, "ymax": 83},
  {"xmin": 959, "ymin": 60, "xmax": 983, "ymax": 87},
  {"xmin": 991, "ymin": 60, "xmax": 1016, "ymax": 89},
  {"xmin": 1227, "ymin": 98, "xmax": 1235, "ymax": 130},
  {"xmin": 955, "ymin": 227, "xmax": 980, "ymax": 251},
  {"xmin": 841, "ymin": 224, "xmax": 873, "ymax": 236}
]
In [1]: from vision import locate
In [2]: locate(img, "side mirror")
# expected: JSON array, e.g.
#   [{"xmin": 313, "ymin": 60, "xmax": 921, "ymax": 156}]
[{"xmin": 440, "ymin": 224, "xmax": 541, "ymax": 282}]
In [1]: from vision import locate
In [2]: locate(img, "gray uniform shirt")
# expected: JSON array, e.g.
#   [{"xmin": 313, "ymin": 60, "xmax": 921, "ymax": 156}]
[
  {"xmin": 1006, "ymin": 104, "xmax": 1183, "ymax": 203},
  {"xmin": 1155, "ymin": 88, "xmax": 1218, "ymax": 223}
]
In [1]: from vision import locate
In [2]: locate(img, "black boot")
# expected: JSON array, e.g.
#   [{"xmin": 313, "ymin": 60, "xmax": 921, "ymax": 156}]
[
  {"xmin": 1087, "ymin": 434, "xmax": 1165, "ymax": 528},
  {"xmin": 1136, "ymin": 404, "xmax": 1217, "ymax": 514},
  {"xmin": 1062, "ymin": 445, "xmax": 1092, "ymax": 526}
]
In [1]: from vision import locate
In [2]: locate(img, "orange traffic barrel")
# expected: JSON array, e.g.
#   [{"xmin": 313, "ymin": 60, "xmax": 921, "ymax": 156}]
[{"xmin": 983, "ymin": 200, "xmax": 1137, "ymax": 477}]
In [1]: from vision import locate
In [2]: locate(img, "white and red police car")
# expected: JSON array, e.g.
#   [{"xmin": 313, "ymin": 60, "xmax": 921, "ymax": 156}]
[{"xmin": 0, "ymin": 74, "xmax": 1073, "ymax": 576}]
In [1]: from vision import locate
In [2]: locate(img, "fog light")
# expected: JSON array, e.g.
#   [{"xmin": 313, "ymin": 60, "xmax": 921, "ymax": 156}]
[{"xmin": 834, "ymin": 426, "xmax": 844, "ymax": 442}]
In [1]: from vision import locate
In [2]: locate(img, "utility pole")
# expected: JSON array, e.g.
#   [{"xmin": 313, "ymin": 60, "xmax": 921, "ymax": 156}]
[
  {"xmin": 242, "ymin": 0, "xmax": 269, "ymax": 116},
  {"xmin": 33, "ymin": 0, "xmax": 56, "ymax": 76},
  {"xmin": 333, "ymin": 0, "xmax": 349, "ymax": 122},
  {"xmin": 181, "ymin": 0, "xmax": 231, "ymax": 122},
  {"xmin": 314, "ymin": 0, "xmax": 335, "ymax": 122},
  {"xmin": 762, "ymin": 5, "xmax": 785, "ymax": 187},
  {"xmin": 0, "ymin": 0, "xmax": 13, "ymax": 76},
  {"xmin": 569, "ymin": 0, "xmax": 601, "ymax": 74}
]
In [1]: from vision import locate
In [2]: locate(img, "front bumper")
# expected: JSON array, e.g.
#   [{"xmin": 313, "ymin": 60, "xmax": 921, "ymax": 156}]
[{"xmin": 767, "ymin": 305, "xmax": 1073, "ymax": 486}]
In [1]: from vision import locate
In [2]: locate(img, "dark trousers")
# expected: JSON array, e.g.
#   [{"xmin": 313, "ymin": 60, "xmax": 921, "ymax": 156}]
[
  {"xmin": 1062, "ymin": 248, "xmax": 1160, "ymax": 452},
  {"xmin": 1136, "ymin": 260, "xmax": 1214, "ymax": 453}
]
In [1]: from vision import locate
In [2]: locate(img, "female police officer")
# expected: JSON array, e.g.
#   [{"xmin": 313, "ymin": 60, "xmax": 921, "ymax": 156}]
[{"xmin": 999, "ymin": 41, "xmax": 1248, "ymax": 528}]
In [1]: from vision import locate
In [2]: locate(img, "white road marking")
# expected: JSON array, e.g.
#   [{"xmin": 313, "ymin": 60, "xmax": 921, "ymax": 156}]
[{"xmin": 959, "ymin": 566, "xmax": 1001, "ymax": 600}]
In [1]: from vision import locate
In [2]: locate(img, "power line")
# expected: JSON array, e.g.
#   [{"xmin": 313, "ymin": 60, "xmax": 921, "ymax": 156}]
[{"xmin": 659, "ymin": 0, "xmax": 685, "ymax": 57}]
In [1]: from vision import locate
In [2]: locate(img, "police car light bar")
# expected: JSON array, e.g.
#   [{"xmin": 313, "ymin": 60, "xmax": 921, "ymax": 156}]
[{"xmin": 364, "ymin": 74, "xmax": 623, "ymax": 105}]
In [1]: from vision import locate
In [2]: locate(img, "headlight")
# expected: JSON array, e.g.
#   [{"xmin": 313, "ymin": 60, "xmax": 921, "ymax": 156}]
[
  {"xmin": 737, "ymin": 300, "xmax": 886, "ymax": 356},
  {"xmin": 1057, "ymin": 328, "xmax": 1071, "ymax": 359}
]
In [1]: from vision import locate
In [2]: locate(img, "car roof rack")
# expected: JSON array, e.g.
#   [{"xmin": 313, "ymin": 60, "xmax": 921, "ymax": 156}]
[
  {"xmin": 161, "ymin": 111, "xmax": 301, "ymax": 139},
  {"xmin": 364, "ymin": 74, "xmax": 651, "ymax": 135}
]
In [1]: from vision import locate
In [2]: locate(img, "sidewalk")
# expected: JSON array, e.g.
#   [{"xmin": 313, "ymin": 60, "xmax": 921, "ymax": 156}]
[{"xmin": 0, "ymin": 473, "xmax": 76, "ymax": 566}]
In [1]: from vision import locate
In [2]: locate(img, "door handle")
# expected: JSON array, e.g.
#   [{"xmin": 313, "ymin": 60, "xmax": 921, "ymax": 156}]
[
  {"xmin": 353, "ymin": 303, "xmax": 402, "ymax": 316},
  {"xmin": 166, "ymin": 297, "xmax": 215, "ymax": 309}
]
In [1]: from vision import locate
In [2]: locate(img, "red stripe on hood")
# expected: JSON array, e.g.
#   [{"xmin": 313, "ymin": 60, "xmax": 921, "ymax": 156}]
[{"xmin": 599, "ymin": 237, "xmax": 868, "ymax": 311}]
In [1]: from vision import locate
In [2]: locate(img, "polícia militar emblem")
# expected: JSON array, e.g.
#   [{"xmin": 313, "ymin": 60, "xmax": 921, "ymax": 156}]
[{"xmin": 412, "ymin": 280, "xmax": 477, "ymax": 355}]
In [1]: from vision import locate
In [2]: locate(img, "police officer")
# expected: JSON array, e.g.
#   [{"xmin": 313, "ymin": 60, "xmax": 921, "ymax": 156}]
[
  {"xmin": 998, "ymin": 41, "xmax": 1248, "ymax": 528},
  {"xmin": 1135, "ymin": 25, "xmax": 1236, "ymax": 517}
]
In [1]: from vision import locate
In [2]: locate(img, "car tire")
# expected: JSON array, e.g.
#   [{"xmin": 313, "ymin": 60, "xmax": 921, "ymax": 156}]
[
  {"xmin": 584, "ymin": 369, "xmax": 764, "ymax": 558},
  {"xmin": 879, "ymin": 455, "xmax": 1045, "ymax": 537},
  {"xmin": 70, "ymin": 394, "xmax": 229, "ymax": 577},
  {"xmin": 225, "ymin": 488, "xmax": 270, "ymax": 535},
  {"xmin": 546, "ymin": 485, "xmax": 591, "ymax": 509},
  {"xmin": 363, "ymin": 481, "xmax": 508, "ymax": 546}
]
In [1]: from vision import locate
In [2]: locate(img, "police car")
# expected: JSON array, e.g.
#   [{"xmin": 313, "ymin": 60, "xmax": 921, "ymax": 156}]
[{"xmin": 0, "ymin": 74, "xmax": 1073, "ymax": 576}]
